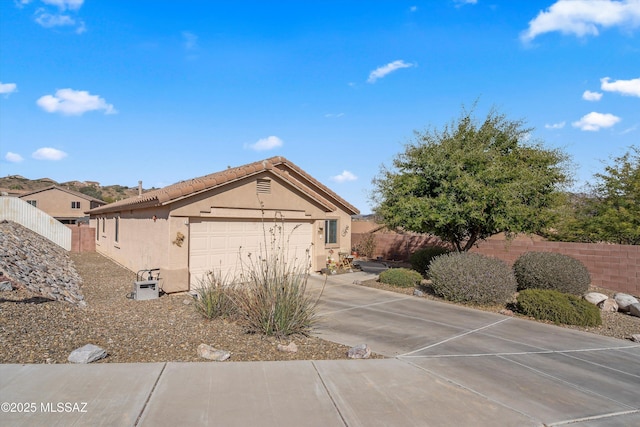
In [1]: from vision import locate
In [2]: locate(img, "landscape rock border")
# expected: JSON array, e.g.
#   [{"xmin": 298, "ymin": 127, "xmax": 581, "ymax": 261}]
[{"xmin": 0, "ymin": 220, "xmax": 85, "ymax": 306}]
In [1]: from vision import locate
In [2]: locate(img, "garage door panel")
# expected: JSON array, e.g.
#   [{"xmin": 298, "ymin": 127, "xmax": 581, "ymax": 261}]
[{"xmin": 189, "ymin": 220, "xmax": 312, "ymax": 288}]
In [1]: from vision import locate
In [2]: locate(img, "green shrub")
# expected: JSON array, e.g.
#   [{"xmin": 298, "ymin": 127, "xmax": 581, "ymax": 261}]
[
  {"xmin": 429, "ymin": 252, "xmax": 517, "ymax": 304},
  {"xmin": 409, "ymin": 247, "xmax": 450, "ymax": 277},
  {"xmin": 193, "ymin": 271, "xmax": 237, "ymax": 320},
  {"xmin": 516, "ymin": 289, "xmax": 601, "ymax": 326},
  {"xmin": 513, "ymin": 252, "xmax": 590, "ymax": 295},
  {"xmin": 232, "ymin": 221, "xmax": 319, "ymax": 337},
  {"xmin": 378, "ymin": 268, "xmax": 423, "ymax": 288}
]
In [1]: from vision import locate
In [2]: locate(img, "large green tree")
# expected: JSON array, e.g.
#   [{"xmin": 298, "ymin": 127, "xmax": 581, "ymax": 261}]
[
  {"xmin": 372, "ymin": 105, "xmax": 570, "ymax": 251},
  {"xmin": 566, "ymin": 147, "xmax": 640, "ymax": 244}
]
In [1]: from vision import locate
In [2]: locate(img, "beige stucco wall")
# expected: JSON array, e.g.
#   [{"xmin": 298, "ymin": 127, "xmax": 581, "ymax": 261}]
[
  {"xmin": 171, "ymin": 172, "xmax": 354, "ymax": 272},
  {"xmin": 21, "ymin": 188, "xmax": 92, "ymax": 220},
  {"xmin": 92, "ymin": 206, "xmax": 171, "ymax": 288},
  {"xmin": 92, "ymin": 172, "xmax": 354, "ymax": 293}
]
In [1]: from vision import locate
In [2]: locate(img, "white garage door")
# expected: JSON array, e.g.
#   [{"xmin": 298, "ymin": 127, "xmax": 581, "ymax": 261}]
[{"xmin": 189, "ymin": 219, "xmax": 313, "ymax": 288}]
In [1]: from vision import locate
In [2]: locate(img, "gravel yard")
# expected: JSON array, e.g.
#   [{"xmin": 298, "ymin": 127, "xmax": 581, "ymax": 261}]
[
  {"xmin": 0, "ymin": 252, "xmax": 352, "ymax": 364},
  {"xmin": 1, "ymin": 252, "xmax": 638, "ymax": 365}
]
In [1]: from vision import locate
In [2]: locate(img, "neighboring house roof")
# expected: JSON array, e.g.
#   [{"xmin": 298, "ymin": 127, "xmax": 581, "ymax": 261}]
[
  {"xmin": 19, "ymin": 185, "xmax": 106, "ymax": 205},
  {"xmin": 88, "ymin": 156, "xmax": 360, "ymax": 215}
]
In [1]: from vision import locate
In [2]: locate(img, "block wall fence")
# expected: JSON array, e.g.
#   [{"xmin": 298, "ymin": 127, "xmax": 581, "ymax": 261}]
[{"xmin": 352, "ymin": 232, "xmax": 640, "ymax": 295}]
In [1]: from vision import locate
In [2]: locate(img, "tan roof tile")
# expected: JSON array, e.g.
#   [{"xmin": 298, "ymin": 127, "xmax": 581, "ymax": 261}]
[{"xmin": 88, "ymin": 157, "xmax": 359, "ymax": 215}]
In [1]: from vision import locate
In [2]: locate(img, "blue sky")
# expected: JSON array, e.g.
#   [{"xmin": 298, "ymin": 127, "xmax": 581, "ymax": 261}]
[{"xmin": 1, "ymin": 0, "xmax": 639, "ymax": 214}]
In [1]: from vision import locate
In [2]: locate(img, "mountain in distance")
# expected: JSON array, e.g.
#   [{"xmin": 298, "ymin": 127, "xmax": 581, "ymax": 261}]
[{"xmin": 0, "ymin": 175, "xmax": 154, "ymax": 203}]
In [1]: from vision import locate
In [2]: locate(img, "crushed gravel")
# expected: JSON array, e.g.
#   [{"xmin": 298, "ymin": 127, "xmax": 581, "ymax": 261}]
[
  {"xmin": 0, "ymin": 252, "xmax": 353, "ymax": 364},
  {"xmin": 2, "ymin": 251, "xmax": 637, "ymax": 365}
]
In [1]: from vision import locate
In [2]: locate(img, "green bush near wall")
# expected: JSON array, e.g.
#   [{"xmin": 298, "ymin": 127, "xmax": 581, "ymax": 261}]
[
  {"xmin": 514, "ymin": 252, "xmax": 590, "ymax": 295},
  {"xmin": 428, "ymin": 252, "xmax": 517, "ymax": 305},
  {"xmin": 516, "ymin": 288, "xmax": 601, "ymax": 327},
  {"xmin": 409, "ymin": 247, "xmax": 450, "ymax": 277},
  {"xmin": 378, "ymin": 268, "xmax": 423, "ymax": 288}
]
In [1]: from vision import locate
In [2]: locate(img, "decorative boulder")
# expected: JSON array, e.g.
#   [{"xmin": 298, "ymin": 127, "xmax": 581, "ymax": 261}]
[
  {"xmin": 629, "ymin": 303, "xmax": 640, "ymax": 318},
  {"xmin": 348, "ymin": 344, "xmax": 371, "ymax": 359},
  {"xmin": 277, "ymin": 342, "xmax": 298, "ymax": 353},
  {"xmin": 583, "ymin": 292, "xmax": 608, "ymax": 306},
  {"xmin": 197, "ymin": 344, "xmax": 230, "ymax": 361},
  {"xmin": 614, "ymin": 293, "xmax": 639, "ymax": 312},
  {"xmin": 68, "ymin": 344, "xmax": 107, "ymax": 364},
  {"xmin": 597, "ymin": 298, "xmax": 619, "ymax": 312}
]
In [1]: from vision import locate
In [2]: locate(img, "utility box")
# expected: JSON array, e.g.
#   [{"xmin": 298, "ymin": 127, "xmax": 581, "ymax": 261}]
[
  {"xmin": 133, "ymin": 280, "xmax": 159, "ymax": 300},
  {"xmin": 133, "ymin": 268, "xmax": 160, "ymax": 300}
]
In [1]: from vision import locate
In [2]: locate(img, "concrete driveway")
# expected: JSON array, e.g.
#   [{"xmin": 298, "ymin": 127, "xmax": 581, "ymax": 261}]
[
  {"xmin": 1, "ymin": 270, "xmax": 639, "ymax": 426},
  {"xmin": 310, "ymin": 270, "xmax": 640, "ymax": 426}
]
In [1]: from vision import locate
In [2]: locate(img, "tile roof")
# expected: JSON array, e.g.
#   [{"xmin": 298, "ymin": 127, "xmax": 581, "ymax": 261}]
[
  {"xmin": 19, "ymin": 185, "xmax": 106, "ymax": 205},
  {"xmin": 87, "ymin": 157, "xmax": 359, "ymax": 215}
]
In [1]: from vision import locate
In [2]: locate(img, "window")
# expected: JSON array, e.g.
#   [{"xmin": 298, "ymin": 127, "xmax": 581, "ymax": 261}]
[
  {"xmin": 26, "ymin": 200, "xmax": 37, "ymax": 207},
  {"xmin": 102, "ymin": 216, "xmax": 105, "ymax": 233},
  {"xmin": 96, "ymin": 219, "xmax": 100, "ymax": 241},
  {"xmin": 115, "ymin": 216, "xmax": 120, "ymax": 243},
  {"xmin": 71, "ymin": 201, "xmax": 81, "ymax": 209},
  {"xmin": 325, "ymin": 219, "xmax": 338, "ymax": 245}
]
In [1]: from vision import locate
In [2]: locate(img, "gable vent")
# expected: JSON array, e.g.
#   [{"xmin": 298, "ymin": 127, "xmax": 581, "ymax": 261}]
[{"xmin": 257, "ymin": 179, "xmax": 271, "ymax": 194}]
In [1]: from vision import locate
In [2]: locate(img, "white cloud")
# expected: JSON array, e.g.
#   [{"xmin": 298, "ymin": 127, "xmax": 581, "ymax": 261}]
[
  {"xmin": 572, "ymin": 112, "xmax": 621, "ymax": 131},
  {"xmin": 620, "ymin": 124, "xmax": 638, "ymax": 134},
  {"xmin": 246, "ymin": 136, "xmax": 283, "ymax": 151},
  {"xmin": 410, "ymin": 6, "xmax": 417, "ymax": 12},
  {"xmin": 41, "ymin": 0, "xmax": 84, "ymax": 11},
  {"xmin": 582, "ymin": 90, "xmax": 603, "ymax": 101},
  {"xmin": 182, "ymin": 31, "xmax": 198, "ymax": 50},
  {"xmin": 331, "ymin": 170, "xmax": 358, "ymax": 183},
  {"xmin": 324, "ymin": 113, "xmax": 344, "ymax": 118},
  {"xmin": 545, "ymin": 121, "xmax": 566, "ymax": 129},
  {"xmin": 5, "ymin": 152, "xmax": 24, "ymax": 163},
  {"xmin": 601, "ymin": 77, "xmax": 640, "ymax": 97},
  {"xmin": 75, "ymin": 20, "xmax": 86, "ymax": 34},
  {"xmin": 521, "ymin": 0, "xmax": 640, "ymax": 42},
  {"xmin": 36, "ymin": 88, "xmax": 116, "ymax": 116},
  {"xmin": 32, "ymin": 0, "xmax": 86, "ymax": 33},
  {"xmin": 367, "ymin": 60, "xmax": 415, "ymax": 83},
  {"xmin": 35, "ymin": 11, "xmax": 75, "ymax": 28},
  {"xmin": 32, "ymin": 147, "xmax": 68, "ymax": 161},
  {"xmin": 454, "ymin": 0, "xmax": 478, "ymax": 7},
  {"xmin": 0, "ymin": 82, "xmax": 18, "ymax": 95}
]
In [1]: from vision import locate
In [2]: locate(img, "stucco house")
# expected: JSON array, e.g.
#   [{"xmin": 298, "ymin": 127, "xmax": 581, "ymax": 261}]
[
  {"xmin": 19, "ymin": 186, "xmax": 106, "ymax": 224},
  {"xmin": 87, "ymin": 156, "xmax": 360, "ymax": 293}
]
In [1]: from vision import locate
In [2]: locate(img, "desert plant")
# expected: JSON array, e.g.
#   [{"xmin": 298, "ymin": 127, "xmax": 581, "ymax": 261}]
[
  {"xmin": 193, "ymin": 270, "xmax": 237, "ymax": 320},
  {"xmin": 355, "ymin": 233, "xmax": 377, "ymax": 259},
  {"xmin": 429, "ymin": 252, "xmax": 517, "ymax": 304},
  {"xmin": 232, "ymin": 217, "xmax": 321, "ymax": 337},
  {"xmin": 516, "ymin": 289, "xmax": 601, "ymax": 326},
  {"xmin": 409, "ymin": 246, "xmax": 450, "ymax": 277},
  {"xmin": 513, "ymin": 252, "xmax": 590, "ymax": 295},
  {"xmin": 378, "ymin": 268, "xmax": 423, "ymax": 288}
]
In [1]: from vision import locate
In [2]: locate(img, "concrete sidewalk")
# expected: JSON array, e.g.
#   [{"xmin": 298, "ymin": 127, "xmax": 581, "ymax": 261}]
[{"xmin": 1, "ymin": 270, "xmax": 639, "ymax": 426}]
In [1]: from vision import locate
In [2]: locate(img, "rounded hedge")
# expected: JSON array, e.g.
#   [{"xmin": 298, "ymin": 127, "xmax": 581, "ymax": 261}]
[
  {"xmin": 409, "ymin": 246, "xmax": 450, "ymax": 277},
  {"xmin": 513, "ymin": 252, "xmax": 590, "ymax": 295},
  {"xmin": 516, "ymin": 289, "xmax": 601, "ymax": 327},
  {"xmin": 378, "ymin": 268, "xmax": 423, "ymax": 288},
  {"xmin": 428, "ymin": 252, "xmax": 517, "ymax": 305}
]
